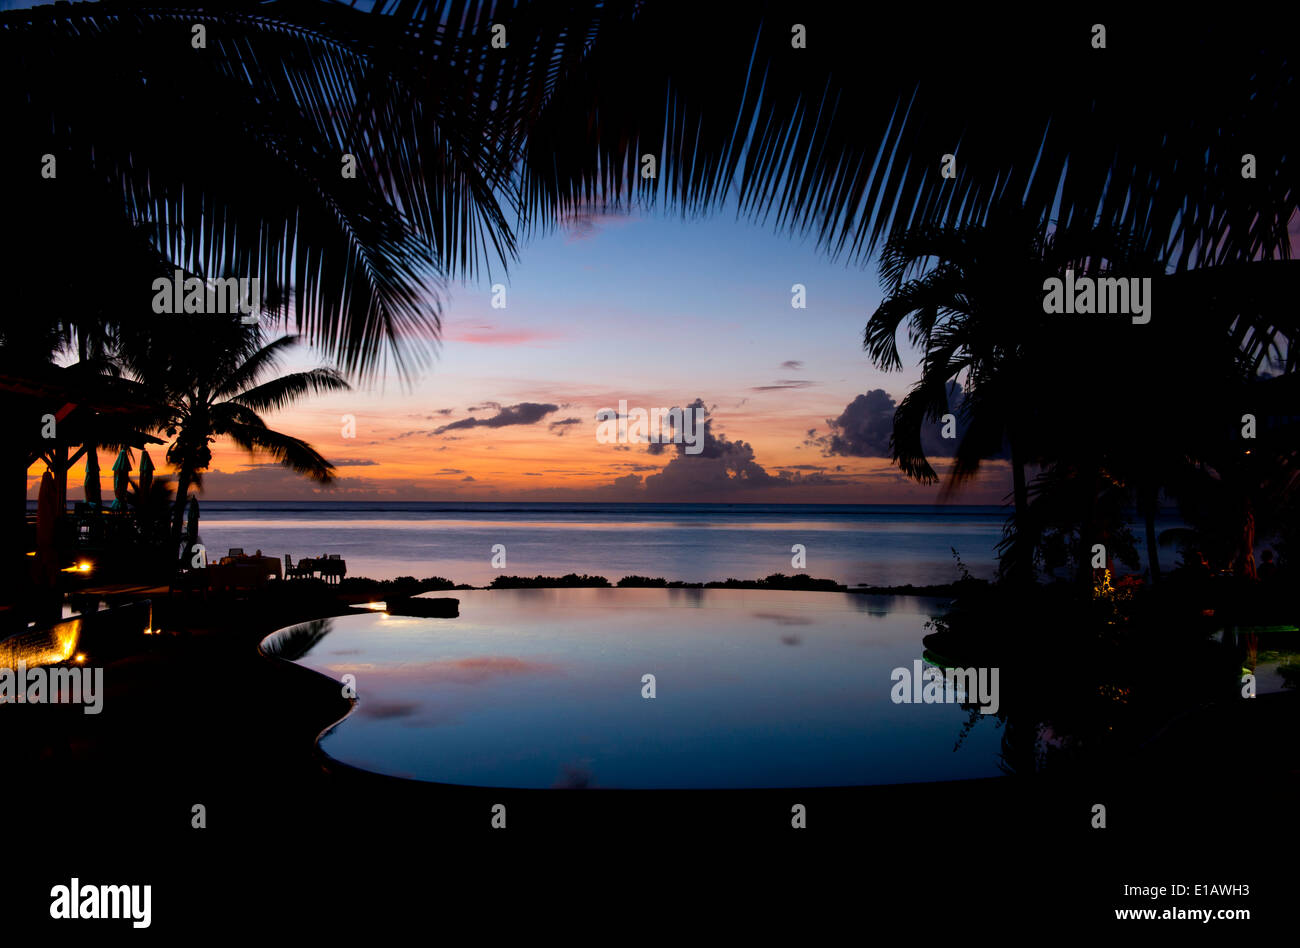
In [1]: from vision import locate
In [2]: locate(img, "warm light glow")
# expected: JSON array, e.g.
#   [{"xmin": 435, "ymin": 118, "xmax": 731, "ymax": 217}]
[
  {"xmin": 25, "ymin": 551, "xmax": 35, "ymax": 557},
  {"xmin": 74, "ymin": 653, "xmax": 86, "ymax": 663},
  {"xmin": 1, "ymin": 621, "xmax": 80, "ymax": 669},
  {"xmin": 61, "ymin": 561, "xmax": 93, "ymax": 573}
]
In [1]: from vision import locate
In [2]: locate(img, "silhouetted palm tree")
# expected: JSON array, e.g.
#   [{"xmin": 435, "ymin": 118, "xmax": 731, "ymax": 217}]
[
  {"xmin": 864, "ymin": 211, "xmax": 1300, "ymax": 584},
  {"xmin": 863, "ymin": 210, "xmax": 1153, "ymax": 579},
  {"xmin": 117, "ymin": 321, "xmax": 350, "ymax": 558}
]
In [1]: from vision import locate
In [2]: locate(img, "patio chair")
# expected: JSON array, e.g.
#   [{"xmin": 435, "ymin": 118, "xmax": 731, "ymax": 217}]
[{"xmin": 284, "ymin": 554, "xmax": 310, "ymax": 579}]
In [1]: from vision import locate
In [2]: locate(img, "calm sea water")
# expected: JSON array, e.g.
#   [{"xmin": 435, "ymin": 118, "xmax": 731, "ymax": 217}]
[
  {"xmin": 196, "ymin": 502, "xmax": 1009, "ymax": 587},
  {"xmin": 263, "ymin": 588, "xmax": 1006, "ymax": 788}
]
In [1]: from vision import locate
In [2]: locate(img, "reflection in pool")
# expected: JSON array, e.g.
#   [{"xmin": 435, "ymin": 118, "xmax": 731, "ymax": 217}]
[{"xmin": 261, "ymin": 588, "xmax": 1003, "ymax": 789}]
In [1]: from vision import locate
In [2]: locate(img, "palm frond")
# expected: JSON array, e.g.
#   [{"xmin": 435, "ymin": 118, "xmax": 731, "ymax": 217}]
[
  {"xmin": 222, "ymin": 422, "xmax": 337, "ymax": 483},
  {"xmin": 513, "ymin": 5, "xmax": 1295, "ymax": 268},
  {"xmin": 211, "ymin": 336, "xmax": 304, "ymax": 400},
  {"xmin": 232, "ymin": 368, "xmax": 351, "ymax": 413}
]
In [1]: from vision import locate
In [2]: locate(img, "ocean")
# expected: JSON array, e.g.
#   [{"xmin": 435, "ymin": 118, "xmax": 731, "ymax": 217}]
[{"xmin": 195, "ymin": 501, "xmax": 1011, "ymax": 587}]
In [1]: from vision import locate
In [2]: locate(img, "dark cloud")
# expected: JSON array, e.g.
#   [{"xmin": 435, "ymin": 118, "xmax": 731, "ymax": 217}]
[
  {"xmin": 630, "ymin": 398, "xmax": 839, "ymax": 499},
  {"xmin": 751, "ymin": 379, "xmax": 814, "ymax": 392},
  {"xmin": 461, "ymin": 475, "xmax": 476, "ymax": 482},
  {"xmin": 329, "ymin": 458, "xmax": 378, "ymax": 467},
  {"xmin": 817, "ymin": 383, "xmax": 998, "ymax": 460},
  {"xmin": 549, "ymin": 417, "xmax": 583, "ymax": 436},
  {"xmin": 189, "ymin": 465, "xmax": 383, "ymax": 498},
  {"xmin": 643, "ymin": 399, "xmax": 719, "ymax": 456},
  {"xmin": 818, "ymin": 389, "xmax": 897, "ymax": 457},
  {"xmin": 434, "ymin": 402, "xmax": 559, "ymax": 434},
  {"xmin": 781, "ymin": 360, "xmax": 804, "ymax": 370}
]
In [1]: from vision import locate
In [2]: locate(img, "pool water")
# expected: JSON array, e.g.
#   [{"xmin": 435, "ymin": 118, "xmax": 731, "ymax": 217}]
[{"xmin": 261, "ymin": 588, "xmax": 1005, "ymax": 789}]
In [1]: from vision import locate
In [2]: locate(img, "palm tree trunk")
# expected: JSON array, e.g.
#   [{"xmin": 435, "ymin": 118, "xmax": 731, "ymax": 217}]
[
  {"xmin": 170, "ymin": 468, "xmax": 193, "ymax": 566},
  {"xmin": 1143, "ymin": 485, "xmax": 1161, "ymax": 584},
  {"xmin": 1011, "ymin": 455, "xmax": 1029, "ymax": 520}
]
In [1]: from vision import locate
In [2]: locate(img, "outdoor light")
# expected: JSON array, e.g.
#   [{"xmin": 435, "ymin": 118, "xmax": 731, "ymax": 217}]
[{"xmin": 74, "ymin": 654, "xmax": 86, "ymax": 663}]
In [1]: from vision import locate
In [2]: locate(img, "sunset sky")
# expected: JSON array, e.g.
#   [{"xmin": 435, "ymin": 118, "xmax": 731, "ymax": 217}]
[{"xmin": 37, "ymin": 205, "xmax": 1014, "ymax": 505}]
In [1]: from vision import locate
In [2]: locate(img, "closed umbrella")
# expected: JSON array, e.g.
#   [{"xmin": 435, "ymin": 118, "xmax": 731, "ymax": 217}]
[
  {"xmin": 111, "ymin": 448, "xmax": 130, "ymax": 510},
  {"xmin": 138, "ymin": 449, "xmax": 155, "ymax": 501},
  {"xmin": 83, "ymin": 448, "xmax": 101, "ymax": 506}
]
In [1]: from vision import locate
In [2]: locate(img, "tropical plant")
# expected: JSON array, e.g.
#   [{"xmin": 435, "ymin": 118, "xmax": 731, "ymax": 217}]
[
  {"xmin": 865, "ymin": 208, "xmax": 1300, "ymax": 585},
  {"xmin": 116, "ymin": 320, "xmax": 350, "ymax": 556},
  {"xmin": 862, "ymin": 210, "xmax": 1153, "ymax": 577}
]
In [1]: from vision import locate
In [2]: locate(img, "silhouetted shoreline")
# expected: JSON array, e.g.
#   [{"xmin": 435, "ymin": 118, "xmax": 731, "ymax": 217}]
[{"xmin": 331, "ymin": 571, "xmax": 975, "ymax": 597}]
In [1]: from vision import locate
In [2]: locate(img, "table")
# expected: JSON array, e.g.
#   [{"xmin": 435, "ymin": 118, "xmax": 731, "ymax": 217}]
[
  {"xmin": 295, "ymin": 557, "xmax": 346, "ymax": 582},
  {"xmin": 218, "ymin": 554, "xmax": 283, "ymax": 580}
]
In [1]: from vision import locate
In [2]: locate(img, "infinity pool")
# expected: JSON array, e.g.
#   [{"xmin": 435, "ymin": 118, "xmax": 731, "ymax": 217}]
[{"xmin": 261, "ymin": 588, "xmax": 1004, "ymax": 788}]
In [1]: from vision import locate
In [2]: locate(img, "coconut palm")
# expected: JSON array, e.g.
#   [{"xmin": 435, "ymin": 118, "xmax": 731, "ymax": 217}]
[
  {"xmin": 862, "ymin": 210, "xmax": 1153, "ymax": 577},
  {"xmin": 116, "ymin": 320, "xmax": 350, "ymax": 557},
  {"xmin": 869, "ymin": 206, "xmax": 1300, "ymax": 584}
]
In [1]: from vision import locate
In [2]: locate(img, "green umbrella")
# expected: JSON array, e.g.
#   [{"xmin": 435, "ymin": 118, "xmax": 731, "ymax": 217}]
[
  {"xmin": 111, "ymin": 448, "xmax": 131, "ymax": 511},
  {"xmin": 138, "ymin": 449, "xmax": 155, "ymax": 500},
  {"xmin": 83, "ymin": 448, "xmax": 101, "ymax": 506}
]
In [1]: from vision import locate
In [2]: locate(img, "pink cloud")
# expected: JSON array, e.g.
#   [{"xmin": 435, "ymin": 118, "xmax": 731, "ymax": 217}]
[{"xmin": 445, "ymin": 324, "xmax": 564, "ymax": 346}]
